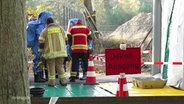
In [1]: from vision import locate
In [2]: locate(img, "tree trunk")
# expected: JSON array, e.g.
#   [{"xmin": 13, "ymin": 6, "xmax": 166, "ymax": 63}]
[{"xmin": 0, "ymin": 0, "xmax": 31, "ymax": 104}]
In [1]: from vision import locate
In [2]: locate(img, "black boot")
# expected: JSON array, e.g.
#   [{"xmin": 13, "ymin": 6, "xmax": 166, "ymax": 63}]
[
  {"xmin": 34, "ymin": 72, "xmax": 46, "ymax": 83},
  {"xmin": 55, "ymin": 70, "xmax": 58, "ymax": 78},
  {"xmin": 39, "ymin": 71, "xmax": 44, "ymax": 79},
  {"xmin": 76, "ymin": 72, "xmax": 79, "ymax": 79},
  {"xmin": 43, "ymin": 61, "xmax": 48, "ymax": 81},
  {"xmin": 69, "ymin": 76, "xmax": 76, "ymax": 82},
  {"xmin": 69, "ymin": 75, "xmax": 79, "ymax": 79},
  {"xmin": 39, "ymin": 71, "xmax": 47, "ymax": 81}
]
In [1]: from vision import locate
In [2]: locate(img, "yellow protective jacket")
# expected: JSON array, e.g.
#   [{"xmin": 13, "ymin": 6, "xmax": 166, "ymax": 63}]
[{"xmin": 39, "ymin": 23, "xmax": 67, "ymax": 59}]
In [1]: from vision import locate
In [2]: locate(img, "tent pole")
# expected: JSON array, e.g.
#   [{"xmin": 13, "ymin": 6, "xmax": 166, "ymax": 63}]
[{"xmin": 152, "ymin": 0, "xmax": 162, "ymax": 75}]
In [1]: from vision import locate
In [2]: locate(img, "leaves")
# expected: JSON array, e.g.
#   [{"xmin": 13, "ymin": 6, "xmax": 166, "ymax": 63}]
[
  {"xmin": 26, "ymin": 5, "xmax": 52, "ymax": 18},
  {"xmin": 25, "ymin": 0, "xmax": 153, "ymax": 31}
]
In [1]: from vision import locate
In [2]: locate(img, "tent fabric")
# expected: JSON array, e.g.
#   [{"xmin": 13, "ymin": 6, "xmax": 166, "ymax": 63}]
[
  {"xmin": 161, "ymin": 0, "xmax": 184, "ymax": 90},
  {"xmin": 162, "ymin": 0, "xmax": 176, "ymax": 80},
  {"xmin": 161, "ymin": 0, "xmax": 173, "ymax": 74}
]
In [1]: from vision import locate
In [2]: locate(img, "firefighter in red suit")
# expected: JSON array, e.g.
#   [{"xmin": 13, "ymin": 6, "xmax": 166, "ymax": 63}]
[{"xmin": 67, "ymin": 20, "xmax": 92, "ymax": 82}]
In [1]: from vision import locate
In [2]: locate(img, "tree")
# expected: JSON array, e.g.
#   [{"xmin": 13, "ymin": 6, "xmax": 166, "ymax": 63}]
[
  {"xmin": 46, "ymin": 0, "xmax": 84, "ymax": 26},
  {"xmin": 0, "ymin": 0, "xmax": 31, "ymax": 104},
  {"xmin": 26, "ymin": 4, "xmax": 52, "ymax": 20},
  {"xmin": 139, "ymin": 0, "xmax": 153, "ymax": 13}
]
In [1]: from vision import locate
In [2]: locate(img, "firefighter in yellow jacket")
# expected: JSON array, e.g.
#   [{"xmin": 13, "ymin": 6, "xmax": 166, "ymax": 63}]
[{"xmin": 39, "ymin": 17, "xmax": 67, "ymax": 86}]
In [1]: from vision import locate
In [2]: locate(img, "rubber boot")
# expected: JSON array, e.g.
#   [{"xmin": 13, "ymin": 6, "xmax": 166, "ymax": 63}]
[
  {"xmin": 39, "ymin": 71, "xmax": 47, "ymax": 81},
  {"xmin": 43, "ymin": 60, "xmax": 48, "ymax": 81},
  {"xmin": 55, "ymin": 70, "xmax": 58, "ymax": 78},
  {"xmin": 69, "ymin": 73, "xmax": 79, "ymax": 79},
  {"xmin": 76, "ymin": 71, "xmax": 79, "ymax": 79},
  {"xmin": 80, "ymin": 72, "xmax": 87, "ymax": 80},
  {"xmin": 48, "ymin": 79, "xmax": 55, "ymax": 87},
  {"xmin": 40, "ymin": 71, "xmax": 44, "ymax": 79},
  {"xmin": 59, "ymin": 78, "xmax": 67, "ymax": 86},
  {"xmin": 69, "ymin": 74, "xmax": 79, "ymax": 79},
  {"xmin": 34, "ymin": 72, "xmax": 46, "ymax": 83},
  {"xmin": 69, "ymin": 76, "xmax": 76, "ymax": 82}
]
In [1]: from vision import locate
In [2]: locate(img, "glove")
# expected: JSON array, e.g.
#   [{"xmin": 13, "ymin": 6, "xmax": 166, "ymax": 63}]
[
  {"xmin": 36, "ymin": 61, "xmax": 43, "ymax": 68},
  {"xmin": 37, "ymin": 55, "xmax": 46, "ymax": 70}
]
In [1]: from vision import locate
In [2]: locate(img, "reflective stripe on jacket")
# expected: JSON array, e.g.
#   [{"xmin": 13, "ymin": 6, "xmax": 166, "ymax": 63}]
[
  {"xmin": 68, "ymin": 24, "xmax": 91, "ymax": 53},
  {"xmin": 39, "ymin": 23, "xmax": 67, "ymax": 59}
]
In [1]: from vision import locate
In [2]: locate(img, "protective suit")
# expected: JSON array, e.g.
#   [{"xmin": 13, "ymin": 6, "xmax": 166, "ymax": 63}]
[{"xmin": 26, "ymin": 10, "xmax": 53, "ymax": 82}]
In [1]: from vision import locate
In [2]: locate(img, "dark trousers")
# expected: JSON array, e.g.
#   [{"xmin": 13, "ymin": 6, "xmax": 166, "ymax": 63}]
[
  {"xmin": 63, "ymin": 57, "xmax": 68, "ymax": 72},
  {"xmin": 71, "ymin": 52, "xmax": 88, "ymax": 75}
]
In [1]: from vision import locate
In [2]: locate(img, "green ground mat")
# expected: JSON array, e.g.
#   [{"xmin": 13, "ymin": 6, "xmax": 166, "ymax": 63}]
[{"xmin": 30, "ymin": 84, "xmax": 115, "ymax": 97}]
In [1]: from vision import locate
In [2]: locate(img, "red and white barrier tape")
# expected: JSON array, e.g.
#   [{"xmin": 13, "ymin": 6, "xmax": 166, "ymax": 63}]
[
  {"xmin": 141, "ymin": 50, "xmax": 152, "ymax": 54},
  {"xmin": 93, "ymin": 55, "xmax": 105, "ymax": 62},
  {"xmin": 92, "ymin": 54, "xmax": 183, "ymax": 65},
  {"xmin": 141, "ymin": 62, "xmax": 183, "ymax": 65},
  {"xmin": 29, "ymin": 59, "xmax": 183, "ymax": 65}
]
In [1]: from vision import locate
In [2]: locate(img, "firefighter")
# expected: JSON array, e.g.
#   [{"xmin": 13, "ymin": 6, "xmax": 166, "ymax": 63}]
[
  {"xmin": 26, "ymin": 10, "xmax": 53, "ymax": 83},
  {"xmin": 67, "ymin": 19, "xmax": 92, "ymax": 82},
  {"xmin": 38, "ymin": 17, "xmax": 67, "ymax": 86}
]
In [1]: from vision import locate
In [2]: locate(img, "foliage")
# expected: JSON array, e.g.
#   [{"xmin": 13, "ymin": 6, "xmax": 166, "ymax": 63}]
[
  {"xmin": 26, "ymin": 5, "xmax": 52, "ymax": 17},
  {"xmin": 105, "ymin": 4, "xmax": 136, "ymax": 30},
  {"xmin": 139, "ymin": 0, "xmax": 153, "ymax": 13},
  {"xmin": 26, "ymin": 0, "xmax": 52, "ymax": 20},
  {"xmin": 44, "ymin": 0, "xmax": 65, "ymax": 25},
  {"xmin": 118, "ymin": 0, "xmax": 140, "ymax": 13},
  {"xmin": 93, "ymin": 0, "xmax": 105, "ymax": 31},
  {"xmin": 95, "ymin": 0, "xmax": 152, "ymax": 32},
  {"xmin": 26, "ymin": 0, "xmax": 52, "ymax": 21},
  {"xmin": 25, "ymin": 0, "xmax": 153, "ymax": 32},
  {"xmin": 45, "ymin": 0, "xmax": 83, "ymax": 25}
]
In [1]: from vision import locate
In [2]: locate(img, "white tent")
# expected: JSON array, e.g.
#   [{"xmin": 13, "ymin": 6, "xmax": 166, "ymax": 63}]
[{"xmin": 155, "ymin": 0, "xmax": 184, "ymax": 90}]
